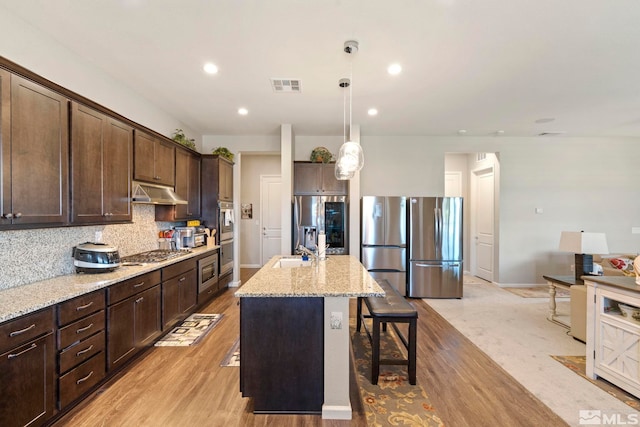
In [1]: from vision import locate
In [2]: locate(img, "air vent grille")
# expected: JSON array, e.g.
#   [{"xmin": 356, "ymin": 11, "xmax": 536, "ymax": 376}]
[
  {"xmin": 476, "ymin": 153, "xmax": 487, "ymax": 161},
  {"xmin": 271, "ymin": 78, "xmax": 301, "ymax": 93}
]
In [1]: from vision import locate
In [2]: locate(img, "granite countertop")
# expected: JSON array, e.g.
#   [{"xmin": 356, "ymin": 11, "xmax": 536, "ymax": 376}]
[
  {"xmin": 0, "ymin": 246, "xmax": 220, "ymax": 324},
  {"xmin": 582, "ymin": 275, "xmax": 640, "ymax": 293},
  {"xmin": 234, "ymin": 255, "xmax": 385, "ymax": 298}
]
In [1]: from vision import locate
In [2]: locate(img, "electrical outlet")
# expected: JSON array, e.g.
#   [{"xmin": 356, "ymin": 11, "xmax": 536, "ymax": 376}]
[
  {"xmin": 570, "ymin": 264, "xmax": 575, "ymax": 272},
  {"xmin": 330, "ymin": 312, "xmax": 343, "ymax": 329},
  {"xmin": 95, "ymin": 231, "xmax": 103, "ymax": 242}
]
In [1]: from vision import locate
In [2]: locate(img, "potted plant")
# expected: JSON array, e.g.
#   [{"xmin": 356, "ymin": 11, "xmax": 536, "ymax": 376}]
[
  {"xmin": 171, "ymin": 129, "xmax": 196, "ymax": 150},
  {"xmin": 212, "ymin": 147, "xmax": 234, "ymax": 162}
]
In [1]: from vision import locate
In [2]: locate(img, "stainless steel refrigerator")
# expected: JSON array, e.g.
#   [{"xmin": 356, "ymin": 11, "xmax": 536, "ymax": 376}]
[
  {"xmin": 361, "ymin": 196, "xmax": 407, "ymax": 296},
  {"xmin": 293, "ymin": 195, "xmax": 348, "ymax": 255},
  {"xmin": 408, "ymin": 197, "xmax": 463, "ymax": 298}
]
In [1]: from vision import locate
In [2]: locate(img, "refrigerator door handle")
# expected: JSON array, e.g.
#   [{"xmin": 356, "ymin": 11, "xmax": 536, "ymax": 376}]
[{"xmin": 415, "ymin": 263, "xmax": 440, "ymax": 268}]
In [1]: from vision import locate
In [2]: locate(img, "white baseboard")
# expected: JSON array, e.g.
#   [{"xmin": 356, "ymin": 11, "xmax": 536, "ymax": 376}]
[{"xmin": 240, "ymin": 264, "xmax": 261, "ymax": 269}]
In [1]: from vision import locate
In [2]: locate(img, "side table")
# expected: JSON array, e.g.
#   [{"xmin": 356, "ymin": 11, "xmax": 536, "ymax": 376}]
[{"xmin": 542, "ymin": 275, "xmax": 577, "ymax": 329}]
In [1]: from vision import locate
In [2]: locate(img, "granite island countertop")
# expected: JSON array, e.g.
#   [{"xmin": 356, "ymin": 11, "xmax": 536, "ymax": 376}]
[
  {"xmin": 234, "ymin": 255, "xmax": 385, "ymax": 298},
  {"xmin": 0, "ymin": 246, "xmax": 220, "ymax": 324},
  {"xmin": 582, "ymin": 275, "xmax": 640, "ymax": 294}
]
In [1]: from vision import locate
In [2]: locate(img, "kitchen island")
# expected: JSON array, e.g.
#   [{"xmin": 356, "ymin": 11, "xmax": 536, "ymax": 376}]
[{"xmin": 235, "ymin": 255, "xmax": 384, "ymax": 420}]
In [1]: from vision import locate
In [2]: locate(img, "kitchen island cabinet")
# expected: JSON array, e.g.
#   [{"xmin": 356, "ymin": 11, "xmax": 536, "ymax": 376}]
[
  {"xmin": 235, "ymin": 255, "xmax": 383, "ymax": 419},
  {"xmin": 71, "ymin": 102, "xmax": 133, "ymax": 224},
  {"xmin": 134, "ymin": 129, "xmax": 175, "ymax": 187},
  {"xmin": 0, "ymin": 307, "xmax": 55, "ymax": 427},
  {"xmin": 1, "ymin": 72, "xmax": 69, "ymax": 228}
]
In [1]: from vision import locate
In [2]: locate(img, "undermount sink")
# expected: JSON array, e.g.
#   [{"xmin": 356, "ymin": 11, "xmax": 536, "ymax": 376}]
[{"xmin": 273, "ymin": 257, "xmax": 313, "ymax": 268}]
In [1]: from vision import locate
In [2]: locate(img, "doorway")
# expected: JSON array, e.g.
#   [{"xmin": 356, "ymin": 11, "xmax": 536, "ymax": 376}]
[{"xmin": 260, "ymin": 175, "xmax": 282, "ymax": 265}]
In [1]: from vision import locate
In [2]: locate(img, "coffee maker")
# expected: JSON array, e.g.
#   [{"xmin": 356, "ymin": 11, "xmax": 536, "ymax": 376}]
[{"xmin": 173, "ymin": 227, "xmax": 195, "ymax": 249}]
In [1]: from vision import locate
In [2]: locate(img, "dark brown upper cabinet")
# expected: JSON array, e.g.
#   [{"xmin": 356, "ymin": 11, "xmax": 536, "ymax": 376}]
[
  {"xmin": 293, "ymin": 162, "xmax": 347, "ymax": 195},
  {"xmin": 71, "ymin": 102, "xmax": 133, "ymax": 224},
  {"xmin": 134, "ymin": 129, "xmax": 175, "ymax": 187},
  {"xmin": 1, "ymin": 73, "xmax": 69, "ymax": 227},
  {"xmin": 156, "ymin": 147, "xmax": 201, "ymax": 221}
]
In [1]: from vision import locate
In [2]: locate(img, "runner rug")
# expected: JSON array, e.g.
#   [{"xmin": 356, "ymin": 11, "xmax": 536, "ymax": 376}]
[
  {"xmin": 220, "ymin": 338, "xmax": 240, "ymax": 367},
  {"xmin": 154, "ymin": 313, "xmax": 223, "ymax": 347},
  {"xmin": 351, "ymin": 320, "xmax": 444, "ymax": 427},
  {"xmin": 551, "ymin": 355, "xmax": 640, "ymax": 410}
]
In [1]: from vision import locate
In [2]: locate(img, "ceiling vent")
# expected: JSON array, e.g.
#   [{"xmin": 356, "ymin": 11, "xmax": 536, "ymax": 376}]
[
  {"xmin": 270, "ymin": 78, "xmax": 301, "ymax": 93},
  {"xmin": 537, "ymin": 131, "xmax": 566, "ymax": 136}
]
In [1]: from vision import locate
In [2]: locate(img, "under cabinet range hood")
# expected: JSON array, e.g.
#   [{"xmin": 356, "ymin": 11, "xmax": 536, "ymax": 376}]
[{"xmin": 132, "ymin": 181, "xmax": 187, "ymax": 205}]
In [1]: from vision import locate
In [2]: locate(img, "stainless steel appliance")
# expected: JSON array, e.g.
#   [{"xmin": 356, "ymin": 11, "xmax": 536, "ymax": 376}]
[
  {"xmin": 120, "ymin": 249, "xmax": 191, "ymax": 264},
  {"xmin": 173, "ymin": 227, "xmax": 196, "ymax": 249},
  {"xmin": 198, "ymin": 253, "xmax": 219, "ymax": 295},
  {"xmin": 408, "ymin": 197, "xmax": 463, "ymax": 298},
  {"xmin": 293, "ymin": 195, "xmax": 348, "ymax": 255},
  {"xmin": 72, "ymin": 242, "xmax": 121, "ymax": 273},
  {"xmin": 218, "ymin": 201, "xmax": 234, "ymax": 279},
  {"xmin": 360, "ymin": 196, "xmax": 407, "ymax": 295}
]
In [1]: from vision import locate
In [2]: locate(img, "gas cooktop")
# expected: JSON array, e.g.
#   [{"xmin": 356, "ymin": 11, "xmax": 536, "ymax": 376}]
[{"xmin": 121, "ymin": 249, "xmax": 192, "ymax": 264}]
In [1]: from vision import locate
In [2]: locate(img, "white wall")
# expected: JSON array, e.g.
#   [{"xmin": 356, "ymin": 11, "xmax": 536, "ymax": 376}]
[
  {"xmin": 214, "ymin": 133, "xmax": 640, "ymax": 284},
  {"xmin": 445, "ymin": 153, "xmax": 471, "ymax": 269},
  {"xmin": 0, "ymin": 8, "xmax": 201, "ymax": 149}
]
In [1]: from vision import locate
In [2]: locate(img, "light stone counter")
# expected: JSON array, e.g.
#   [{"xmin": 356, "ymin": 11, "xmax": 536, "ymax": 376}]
[
  {"xmin": 234, "ymin": 255, "xmax": 384, "ymax": 298},
  {"xmin": 0, "ymin": 246, "xmax": 219, "ymax": 324}
]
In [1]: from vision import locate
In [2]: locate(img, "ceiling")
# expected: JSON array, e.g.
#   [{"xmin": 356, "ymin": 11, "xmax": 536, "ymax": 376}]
[{"xmin": 2, "ymin": 0, "xmax": 640, "ymax": 138}]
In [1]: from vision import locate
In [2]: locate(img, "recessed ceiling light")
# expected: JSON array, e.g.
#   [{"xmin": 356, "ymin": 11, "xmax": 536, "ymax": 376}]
[
  {"xmin": 535, "ymin": 117, "xmax": 555, "ymax": 123},
  {"xmin": 238, "ymin": 107, "xmax": 248, "ymax": 115},
  {"xmin": 387, "ymin": 63, "xmax": 402, "ymax": 75},
  {"xmin": 368, "ymin": 108, "xmax": 378, "ymax": 116},
  {"xmin": 457, "ymin": 129, "xmax": 467, "ymax": 135},
  {"xmin": 203, "ymin": 63, "xmax": 218, "ymax": 74}
]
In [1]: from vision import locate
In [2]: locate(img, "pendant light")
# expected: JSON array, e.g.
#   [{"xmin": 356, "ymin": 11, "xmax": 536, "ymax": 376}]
[
  {"xmin": 335, "ymin": 40, "xmax": 364, "ymax": 180},
  {"xmin": 335, "ymin": 77, "xmax": 355, "ymax": 180}
]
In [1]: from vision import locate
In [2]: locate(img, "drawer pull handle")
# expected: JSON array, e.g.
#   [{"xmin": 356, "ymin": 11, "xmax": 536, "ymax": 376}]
[
  {"xmin": 76, "ymin": 371, "xmax": 94, "ymax": 385},
  {"xmin": 76, "ymin": 323, "xmax": 94, "ymax": 334},
  {"xmin": 8, "ymin": 343, "xmax": 37, "ymax": 359},
  {"xmin": 135, "ymin": 297, "xmax": 144, "ymax": 304},
  {"xmin": 75, "ymin": 301, "xmax": 94, "ymax": 311},
  {"xmin": 76, "ymin": 344, "xmax": 94, "ymax": 356},
  {"xmin": 179, "ymin": 277, "xmax": 186, "ymax": 282},
  {"xmin": 9, "ymin": 324, "xmax": 36, "ymax": 337},
  {"xmin": 133, "ymin": 282, "xmax": 145, "ymax": 288}
]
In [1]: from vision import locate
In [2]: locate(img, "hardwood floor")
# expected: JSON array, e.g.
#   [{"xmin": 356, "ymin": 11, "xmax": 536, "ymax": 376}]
[{"xmin": 54, "ymin": 269, "xmax": 567, "ymax": 427}]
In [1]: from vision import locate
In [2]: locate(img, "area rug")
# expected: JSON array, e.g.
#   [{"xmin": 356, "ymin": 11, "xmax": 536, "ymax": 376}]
[
  {"xmin": 551, "ymin": 355, "xmax": 640, "ymax": 410},
  {"xmin": 220, "ymin": 338, "xmax": 240, "ymax": 367},
  {"xmin": 351, "ymin": 321, "xmax": 444, "ymax": 427},
  {"xmin": 154, "ymin": 313, "xmax": 223, "ymax": 347},
  {"xmin": 504, "ymin": 286, "xmax": 570, "ymax": 298}
]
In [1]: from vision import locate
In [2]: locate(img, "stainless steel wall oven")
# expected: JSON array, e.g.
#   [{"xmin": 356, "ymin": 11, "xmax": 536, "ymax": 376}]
[{"xmin": 198, "ymin": 253, "xmax": 219, "ymax": 295}]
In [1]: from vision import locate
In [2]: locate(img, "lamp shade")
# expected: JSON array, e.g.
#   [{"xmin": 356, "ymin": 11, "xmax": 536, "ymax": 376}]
[
  {"xmin": 336, "ymin": 141, "xmax": 364, "ymax": 173},
  {"xmin": 559, "ymin": 231, "xmax": 609, "ymax": 254},
  {"xmin": 334, "ymin": 156, "xmax": 355, "ymax": 180}
]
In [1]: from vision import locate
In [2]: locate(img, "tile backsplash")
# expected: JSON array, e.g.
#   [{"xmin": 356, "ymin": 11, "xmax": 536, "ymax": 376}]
[{"xmin": 0, "ymin": 205, "xmax": 179, "ymax": 290}]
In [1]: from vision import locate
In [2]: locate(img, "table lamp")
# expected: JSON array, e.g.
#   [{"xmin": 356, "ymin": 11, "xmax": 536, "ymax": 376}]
[{"xmin": 559, "ymin": 231, "xmax": 609, "ymax": 283}]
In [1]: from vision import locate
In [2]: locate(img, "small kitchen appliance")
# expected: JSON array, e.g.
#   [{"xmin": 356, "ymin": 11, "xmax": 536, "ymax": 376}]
[
  {"xmin": 72, "ymin": 242, "xmax": 121, "ymax": 274},
  {"xmin": 173, "ymin": 227, "xmax": 197, "ymax": 249}
]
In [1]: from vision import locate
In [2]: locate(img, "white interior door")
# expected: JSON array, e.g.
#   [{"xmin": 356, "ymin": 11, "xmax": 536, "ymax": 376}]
[
  {"xmin": 472, "ymin": 167, "xmax": 495, "ymax": 282},
  {"xmin": 260, "ymin": 175, "xmax": 282, "ymax": 265}
]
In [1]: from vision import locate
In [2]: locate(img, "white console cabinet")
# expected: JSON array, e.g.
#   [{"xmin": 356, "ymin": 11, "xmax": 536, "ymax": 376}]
[{"xmin": 585, "ymin": 277, "xmax": 640, "ymax": 399}]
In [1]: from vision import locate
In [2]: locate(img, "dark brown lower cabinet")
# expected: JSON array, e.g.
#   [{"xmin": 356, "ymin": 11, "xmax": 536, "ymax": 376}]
[
  {"xmin": 0, "ymin": 332, "xmax": 55, "ymax": 427},
  {"xmin": 162, "ymin": 266, "xmax": 197, "ymax": 329},
  {"xmin": 240, "ymin": 297, "xmax": 324, "ymax": 414},
  {"xmin": 107, "ymin": 285, "xmax": 161, "ymax": 371}
]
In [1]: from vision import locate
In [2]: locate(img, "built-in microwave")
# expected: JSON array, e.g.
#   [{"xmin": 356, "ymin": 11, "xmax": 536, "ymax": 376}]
[{"xmin": 198, "ymin": 253, "xmax": 218, "ymax": 295}]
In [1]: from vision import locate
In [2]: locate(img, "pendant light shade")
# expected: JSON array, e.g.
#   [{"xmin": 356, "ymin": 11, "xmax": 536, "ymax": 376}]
[{"xmin": 334, "ymin": 40, "xmax": 363, "ymax": 180}]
